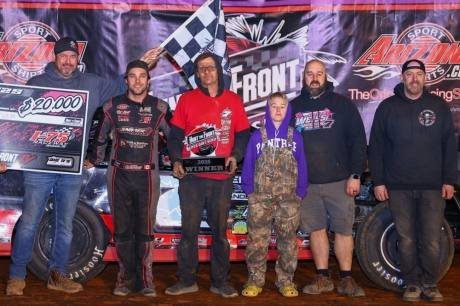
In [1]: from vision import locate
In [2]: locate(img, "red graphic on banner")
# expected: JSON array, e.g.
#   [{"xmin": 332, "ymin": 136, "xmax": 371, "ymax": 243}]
[
  {"xmin": 0, "ymin": 21, "xmax": 87, "ymax": 83},
  {"xmin": 354, "ymin": 23, "xmax": 460, "ymax": 85}
]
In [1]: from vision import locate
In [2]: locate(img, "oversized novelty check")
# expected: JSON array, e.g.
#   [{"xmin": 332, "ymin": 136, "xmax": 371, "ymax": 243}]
[{"xmin": 0, "ymin": 83, "xmax": 89, "ymax": 175}]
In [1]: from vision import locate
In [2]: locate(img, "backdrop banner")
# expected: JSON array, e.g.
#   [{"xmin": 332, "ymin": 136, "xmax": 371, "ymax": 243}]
[{"xmin": 1, "ymin": 1, "xmax": 460, "ymax": 143}]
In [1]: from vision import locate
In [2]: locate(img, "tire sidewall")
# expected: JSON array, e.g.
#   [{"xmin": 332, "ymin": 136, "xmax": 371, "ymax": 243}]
[
  {"xmin": 27, "ymin": 199, "xmax": 109, "ymax": 283},
  {"xmin": 356, "ymin": 201, "xmax": 454, "ymax": 292}
]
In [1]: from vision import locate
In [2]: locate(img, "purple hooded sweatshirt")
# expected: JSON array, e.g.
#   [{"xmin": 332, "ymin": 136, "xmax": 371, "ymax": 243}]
[{"xmin": 241, "ymin": 100, "xmax": 308, "ymax": 198}]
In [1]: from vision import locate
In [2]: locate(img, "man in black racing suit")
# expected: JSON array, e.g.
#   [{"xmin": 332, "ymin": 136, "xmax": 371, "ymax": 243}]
[{"xmin": 89, "ymin": 60, "xmax": 172, "ymax": 297}]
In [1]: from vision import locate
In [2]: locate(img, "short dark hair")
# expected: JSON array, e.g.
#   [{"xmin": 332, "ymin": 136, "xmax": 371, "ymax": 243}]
[
  {"xmin": 125, "ymin": 60, "xmax": 150, "ymax": 80},
  {"xmin": 195, "ymin": 53, "xmax": 216, "ymax": 70}
]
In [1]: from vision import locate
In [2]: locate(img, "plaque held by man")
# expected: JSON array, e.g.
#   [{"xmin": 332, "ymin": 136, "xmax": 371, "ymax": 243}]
[{"xmin": 181, "ymin": 156, "xmax": 228, "ymax": 174}]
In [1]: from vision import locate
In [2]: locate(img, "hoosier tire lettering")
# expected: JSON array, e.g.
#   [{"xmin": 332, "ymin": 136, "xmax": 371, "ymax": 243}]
[
  {"xmin": 28, "ymin": 200, "xmax": 109, "ymax": 283},
  {"xmin": 69, "ymin": 246, "xmax": 105, "ymax": 280},
  {"xmin": 372, "ymin": 261, "xmax": 403, "ymax": 285},
  {"xmin": 356, "ymin": 201, "xmax": 454, "ymax": 292}
]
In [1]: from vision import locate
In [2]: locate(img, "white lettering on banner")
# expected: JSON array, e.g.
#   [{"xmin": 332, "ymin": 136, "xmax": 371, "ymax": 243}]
[
  {"xmin": 231, "ymin": 59, "xmax": 299, "ymax": 103},
  {"xmin": 350, "ymin": 86, "xmax": 460, "ymax": 103},
  {"xmin": 0, "ymin": 153, "xmax": 19, "ymax": 162},
  {"xmin": 348, "ymin": 88, "xmax": 394, "ymax": 101},
  {"xmin": 430, "ymin": 88, "xmax": 460, "ymax": 102},
  {"xmin": 14, "ymin": 25, "xmax": 53, "ymax": 39},
  {"xmin": 166, "ymin": 94, "xmax": 182, "ymax": 111}
]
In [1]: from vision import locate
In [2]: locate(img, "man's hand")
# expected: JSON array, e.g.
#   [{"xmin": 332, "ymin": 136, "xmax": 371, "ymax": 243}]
[
  {"xmin": 0, "ymin": 162, "xmax": 7, "ymax": 173},
  {"xmin": 374, "ymin": 185, "xmax": 389, "ymax": 201},
  {"xmin": 442, "ymin": 184, "xmax": 454, "ymax": 200},
  {"xmin": 346, "ymin": 176, "xmax": 361, "ymax": 197},
  {"xmin": 172, "ymin": 161, "xmax": 186, "ymax": 179},
  {"xmin": 140, "ymin": 47, "xmax": 162, "ymax": 68},
  {"xmin": 226, "ymin": 156, "xmax": 237, "ymax": 175},
  {"xmin": 84, "ymin": 159, "xmax": 95, "ymax": 170}
]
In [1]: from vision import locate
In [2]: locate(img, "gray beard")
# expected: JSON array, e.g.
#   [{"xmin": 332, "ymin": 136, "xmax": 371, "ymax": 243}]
[{"xmin": 307, "ymin": 83, "xmax": 326, "ymax": 97}]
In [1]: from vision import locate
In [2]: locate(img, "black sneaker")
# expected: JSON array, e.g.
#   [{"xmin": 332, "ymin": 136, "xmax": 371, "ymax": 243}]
[
  {"xmin": 421, "ymin": 285, "xmax": 443, "ymax": 302},
  {"xmin": 165, "ymin": 281, "xmax": 198, "ymax": 295},
  {"xmin": 210, "ymin": 284, "xmax": 238, "ymax": 298}
]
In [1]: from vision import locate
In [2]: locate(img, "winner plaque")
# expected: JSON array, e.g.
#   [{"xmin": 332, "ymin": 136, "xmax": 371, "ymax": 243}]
[{"xmin": 182, "ymin": 156, "xmax": 227, "ymax": 174}]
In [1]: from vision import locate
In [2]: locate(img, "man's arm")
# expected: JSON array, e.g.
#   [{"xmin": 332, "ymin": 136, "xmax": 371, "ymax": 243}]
[
  {"xmin": 88, "ymin": 101, "xmax": 113, "ymax": 166},
  {"xmin": 140, "ymin": 47, "xmax": 162, "ymax": 69},
  {"xmin": 167, "ymin": 124, "xmax": 186, "ymax": 179},
  {"xmin": 158, "ymin": 100, "xmax": 173, "ymax": 138},
  {"xmin": 369, "ymin": 103, "xmax": 387, "ymax": 198},
  {"xmin": 97, "ymin": 75, "xmax": 127, "ymax": 106},
  {"xmin": 227, "ymin": 96, "xmax": 251, "ymax": 173},
  {"xmin": 441, "ymin": 102, "xmax": 457, "ymax": 187},
  {"xmin": 293, "ymin": 132, "xmax": 308, "ymax": 199},
  {"xmin": 240, "ymin": 133, "xmax": 257, "ymax": 196},
  {"xmin": 346, "ymin": 102, "xmax": 367, "ymax": 176},
  {"xmin": 97, "ymin": 47, "xmax": 162, "ymax": 106}
]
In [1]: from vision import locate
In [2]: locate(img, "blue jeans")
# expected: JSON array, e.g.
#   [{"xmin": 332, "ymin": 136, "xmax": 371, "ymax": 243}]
[
  {"xmin": 176, "ymin": 175, "xmax": 233, "ymax": 288},
  {"xmin": 10, "ymin": 172, "xmax": 83, "ymax": 279},
  {"xmin": 387, "ymin": 189, "xmax": 446, "ymax": 286}
]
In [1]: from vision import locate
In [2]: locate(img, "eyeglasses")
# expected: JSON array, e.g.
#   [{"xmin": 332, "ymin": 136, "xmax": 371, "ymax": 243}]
[{"xmin": 197, "ymin": 66, "xmax": 216, "ymax": 73}]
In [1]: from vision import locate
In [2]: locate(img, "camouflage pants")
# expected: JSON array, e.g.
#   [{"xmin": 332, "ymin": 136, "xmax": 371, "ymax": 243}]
[{"xmin": 244, "ymin": 192, "xmax": 300, "ymax": 288}]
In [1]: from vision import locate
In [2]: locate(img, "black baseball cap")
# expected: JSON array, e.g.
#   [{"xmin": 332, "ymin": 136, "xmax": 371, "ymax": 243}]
[
  {"xmin": 402, "ymin": 59, "xmax": 425, "ymax": 74},
  {"xmin": 54, "ymin": 37, "xmax": 79, "ymax": 55},
  {"xmin": 125, "ymin": 60, "xmax": 150, "ymax": 79}
]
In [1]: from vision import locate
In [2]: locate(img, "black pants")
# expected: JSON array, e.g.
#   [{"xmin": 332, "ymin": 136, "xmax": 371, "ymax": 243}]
[
  {"xmin": 107, "ymin": 167, "xmax": 160, "ymax": 291},
  {"xmin": 388, "ymin": 189, "xmax": 446, "ymax": 286},
  {"xmin": 176, "ymin": 175, "xmax": 233, "ymax": 287}
]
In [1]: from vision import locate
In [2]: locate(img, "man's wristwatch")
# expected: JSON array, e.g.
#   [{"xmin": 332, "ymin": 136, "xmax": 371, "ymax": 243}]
[{"xmin": 351, "ymin": 173, "xmax": 360, "ymax": 180}]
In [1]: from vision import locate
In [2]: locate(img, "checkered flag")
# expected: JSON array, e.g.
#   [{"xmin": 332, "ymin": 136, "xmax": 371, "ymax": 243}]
[
  {"xmin": 54, "ymin": 127, "xmax": 74, "ymax": 133},
  {"xmin": 161, "ymin": 0, "xmax": 231, "ymax": 89}
]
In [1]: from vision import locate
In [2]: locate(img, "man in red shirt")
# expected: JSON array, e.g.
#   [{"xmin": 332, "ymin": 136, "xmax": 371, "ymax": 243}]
[{"xmin": 165, "ymin": 53, "xmax": 250, "ymax": 298}]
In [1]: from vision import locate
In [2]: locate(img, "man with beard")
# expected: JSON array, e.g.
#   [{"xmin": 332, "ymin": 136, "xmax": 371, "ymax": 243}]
[
  {"xmin": 289, "ymin": 59, "xmax": 367, "ymax": 297},
  {"xmin": 6, "ymin": 37, "xmax": 160, "ymax": 296},
  {"xmin": 165, "ymin": 53, "xmax": 250, "ymax": 298},
  {"xmin": 369, "ymin": 59, "xmax": 456, "ymax": 302},
  {"xmin": 89, "ymin": 60, "xmax": 172, "ymax": 297}
]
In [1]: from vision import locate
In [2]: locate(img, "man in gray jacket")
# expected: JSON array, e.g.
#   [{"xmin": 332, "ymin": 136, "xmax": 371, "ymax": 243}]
[{"xmin": 6, "ymin": 37, "xmax": 160, "ymax": 296}]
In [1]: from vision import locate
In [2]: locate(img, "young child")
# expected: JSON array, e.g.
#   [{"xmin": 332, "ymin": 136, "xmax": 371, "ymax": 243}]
[{"xmin": 241, "ymin": 92, "xmax": 308, "ymax": 297}]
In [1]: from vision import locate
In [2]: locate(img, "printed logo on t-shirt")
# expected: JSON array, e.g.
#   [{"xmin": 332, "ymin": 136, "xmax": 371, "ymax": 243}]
[
  {"xmin": 220, "ymin": 108, "xmax": 232, "ymax": 144},
  {"xmin": 185, "ymin": 124, "xmax": 219, "ymax": 156},
  {"xmin": 294, "ymin": 108, "xmax": 335, "ymax": 131},
  {"xmin": 418, "ymin": 110, "xmax": 436, "ymax": 126}
]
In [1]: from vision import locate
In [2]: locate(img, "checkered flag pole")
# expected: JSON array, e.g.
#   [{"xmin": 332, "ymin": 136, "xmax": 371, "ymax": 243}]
[{"xmin": 161, "ymin": 0, "xmax": 231, "ymax": 89}]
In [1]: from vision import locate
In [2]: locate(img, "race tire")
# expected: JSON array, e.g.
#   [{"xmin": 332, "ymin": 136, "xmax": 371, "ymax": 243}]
[
  {"xmin": 355, "ymin": 201, "xmax": 454, "ymax": 292},
  {"xmin": 27, "ymin": 199, "xmax": 110, "ymax": 283}
]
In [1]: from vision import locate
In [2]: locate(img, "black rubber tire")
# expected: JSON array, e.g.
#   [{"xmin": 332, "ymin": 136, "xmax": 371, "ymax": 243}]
[
  {"xmin": 27, "ymin": 200, "xmax": 110, "ymax": 283},
  {"xmin": 356, "ymin": 201, "xmax": 454, "ymax": 292}
]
